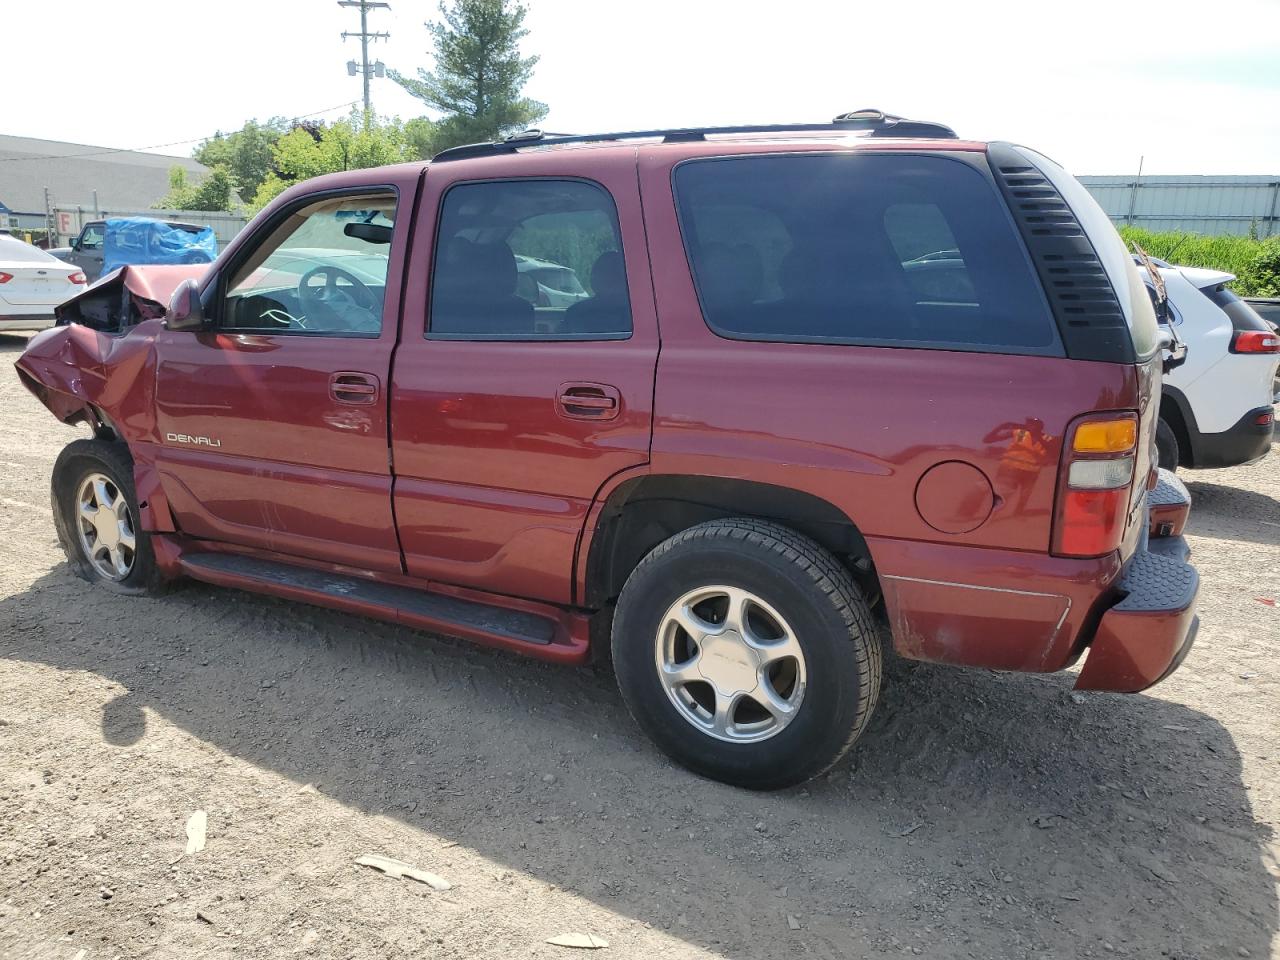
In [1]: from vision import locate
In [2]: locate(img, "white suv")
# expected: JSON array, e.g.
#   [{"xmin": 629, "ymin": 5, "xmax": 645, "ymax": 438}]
[{"xmin": 1149, "ymin": 259, "xmax": 1278, "ymax": 471}]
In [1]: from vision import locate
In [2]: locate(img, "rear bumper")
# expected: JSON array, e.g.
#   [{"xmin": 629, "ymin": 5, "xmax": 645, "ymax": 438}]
[
  {"xmin": 1191, "ymin": 405, "xmax": 1274, "ymax": 469},
  {"xmin": 874, "ymin": 469, "xmax": 1199, "ymax": 690},
  {"xmin": 0, "ymin": 312, "xmax": 56, "ymax": 329},
  {"xmin": 1074, "ymin": 541, "xmax": 1200, "ymax": 692}
]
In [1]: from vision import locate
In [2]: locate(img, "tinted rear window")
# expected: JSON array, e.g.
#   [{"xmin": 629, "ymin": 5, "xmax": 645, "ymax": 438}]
[
  {"xmin": 674, "ymin": 154, "xmax": 1059, "ymax": 354},
  {"xmin": 1201, "ymin": 283, "xmax": 1272, "ymax": 333}
]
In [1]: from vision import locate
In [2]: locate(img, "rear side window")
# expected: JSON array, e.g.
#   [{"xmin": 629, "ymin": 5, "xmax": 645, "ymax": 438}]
[
  {"xmin": 1201, "ymin": 283, "xmax": 1273, "ymax": 334},
  {"xmin": 429, "ymin": 178, "xmax": 630, "ymax": 340},
  {"xmin": 674, "ymin": 154, "xmax": 1059, "ymax": 354}
]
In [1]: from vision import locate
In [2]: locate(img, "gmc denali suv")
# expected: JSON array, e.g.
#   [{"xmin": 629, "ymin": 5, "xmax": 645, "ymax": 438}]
[{"xmin": 16, "ymin": 110, "xmax": 1199, "ymax": 789}]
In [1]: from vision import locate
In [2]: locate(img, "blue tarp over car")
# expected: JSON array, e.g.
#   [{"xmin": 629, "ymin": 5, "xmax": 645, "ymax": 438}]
[{"xmin": 101, "ymin": 217, "xmax": 218, "ymax": 275}]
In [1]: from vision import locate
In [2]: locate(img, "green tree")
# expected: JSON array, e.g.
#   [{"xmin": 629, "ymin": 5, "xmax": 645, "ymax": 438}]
[
  {"xmin": 390, "ymin": 0, "xmax": 546, "ymax": 152},
  {"xmin": 250, "ymin": 114, "xmax": 421, "ymax": 210},
  {"xmin": 195, "ymin": 119, "xmax": 289, "ymax": 203},
  {"xmin": 154, "ymin": 165, "xmax": 236, "ymax": 212},
  {"xmin": 404, "ymin": 116, "xmax": 441, "ymax": 160}
]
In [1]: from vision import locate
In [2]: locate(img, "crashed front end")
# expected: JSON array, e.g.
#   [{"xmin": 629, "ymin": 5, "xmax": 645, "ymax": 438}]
[{"xmin": 14, "ymin": 264, "xmax": 206, "ymax": 534}]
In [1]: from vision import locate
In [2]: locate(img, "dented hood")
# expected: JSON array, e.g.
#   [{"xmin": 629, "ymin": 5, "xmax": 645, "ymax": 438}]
[{"xmin": 56, "ymin": 263, "xmax": 208, "ymax": 324}]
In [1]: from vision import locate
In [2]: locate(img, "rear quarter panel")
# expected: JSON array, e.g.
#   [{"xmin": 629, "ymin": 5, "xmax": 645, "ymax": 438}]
[{"xmin": 636, "ymin": 143, "xmax": 1141, "ymax": 672}]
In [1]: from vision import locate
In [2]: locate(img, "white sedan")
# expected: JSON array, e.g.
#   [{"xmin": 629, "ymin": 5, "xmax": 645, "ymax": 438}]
[{"xmin": 0, "ymin": 234, "xmax": 87, "ymax": 331}]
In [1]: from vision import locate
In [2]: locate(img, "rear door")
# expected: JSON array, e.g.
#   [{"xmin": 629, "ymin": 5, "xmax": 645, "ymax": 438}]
[
  {"xmin": 152, "ymin": 182, "xmax": 414, "ymax": 573},
  {"xmin": 391, "ymin": 150, "xmax": 658, "ymax": 604}
]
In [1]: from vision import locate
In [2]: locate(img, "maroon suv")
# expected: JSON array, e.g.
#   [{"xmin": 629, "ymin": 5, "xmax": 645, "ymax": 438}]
[{"xmin": 17, "ymin": 110, "xmax": 1199, "ymax": 789}]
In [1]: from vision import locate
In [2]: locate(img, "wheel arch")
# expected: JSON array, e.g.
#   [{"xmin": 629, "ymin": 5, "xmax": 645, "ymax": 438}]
[
  {"xmin": 579, "ymin": 473, "xmax": 878, "ymax": 609},
  {"xmin": 1160, "ymin": 384, "xmax": 1198, "ymax": 468}
]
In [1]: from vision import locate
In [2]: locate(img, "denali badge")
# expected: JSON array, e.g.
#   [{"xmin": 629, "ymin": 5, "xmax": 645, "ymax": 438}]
[{"xmin": 166, "ymin": 433, "xmax": 222, "ymax": 448}]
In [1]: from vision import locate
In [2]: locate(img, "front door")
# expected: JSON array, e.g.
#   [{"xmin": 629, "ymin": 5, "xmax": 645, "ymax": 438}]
[
  {"xmin": 152, "ymin": 187, "xmax": 411, "ymax": 573},
  {"xmin": 72, "ymin": 222, "xmax": 105, "ymax": 279},
  {"xmin": 391, "ymin": 152, "xmax": 658, "ymax": 604}
]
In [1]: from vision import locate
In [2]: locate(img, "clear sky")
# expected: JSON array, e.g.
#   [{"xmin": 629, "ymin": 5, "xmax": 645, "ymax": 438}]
[{"xmin": 6, "ymin": 0, "xmax": 1279, "ymax": 175}]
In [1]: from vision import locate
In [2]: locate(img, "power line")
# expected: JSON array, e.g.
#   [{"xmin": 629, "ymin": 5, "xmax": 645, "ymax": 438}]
[
  {"xmin": 0, "ymin": 100, "xmax": 360, "ymax": 164},
  {"xmin": 339, "ymin": 0, "xmax": 391, "ymax": 115}
]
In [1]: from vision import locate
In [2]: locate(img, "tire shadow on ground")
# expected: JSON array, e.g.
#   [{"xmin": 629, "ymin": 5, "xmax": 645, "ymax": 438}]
[{"xmin": 2, "ymin": 567, "xmax": 1275, "ymax": 960}]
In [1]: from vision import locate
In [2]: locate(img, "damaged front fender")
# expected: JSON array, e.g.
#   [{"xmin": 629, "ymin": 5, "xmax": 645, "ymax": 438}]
[{"xmin": 14, "ymin": 268, "xmax": 189, "ymax": 534}]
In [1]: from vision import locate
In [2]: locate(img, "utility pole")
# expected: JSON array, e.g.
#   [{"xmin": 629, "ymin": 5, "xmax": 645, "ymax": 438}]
[{"xmin": 339, "ymin": 0, "xmax": 390, "ymax": 117}]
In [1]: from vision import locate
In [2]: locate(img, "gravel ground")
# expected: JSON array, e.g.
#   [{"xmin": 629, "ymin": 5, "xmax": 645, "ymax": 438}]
[{"xmin": 1, "ymin": 331, "xmax": 1277, "ymax": 960}]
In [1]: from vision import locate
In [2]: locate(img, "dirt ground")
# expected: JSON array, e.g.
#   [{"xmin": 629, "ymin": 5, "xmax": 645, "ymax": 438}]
[{"xmin": 0, "ymin": 331, "xmax": 1277, "ymax": 960}]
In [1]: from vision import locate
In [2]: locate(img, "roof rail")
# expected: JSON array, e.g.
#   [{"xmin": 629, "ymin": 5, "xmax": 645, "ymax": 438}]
[{"xmin": 430, "ymin": 108, "xmax": 957, "ymax": 163}]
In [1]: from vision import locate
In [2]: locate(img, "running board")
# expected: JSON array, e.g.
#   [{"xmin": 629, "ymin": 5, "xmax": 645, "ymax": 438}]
[{"xmin": 178, "ymin": 552, "xmax": 589, "ymax": 664}]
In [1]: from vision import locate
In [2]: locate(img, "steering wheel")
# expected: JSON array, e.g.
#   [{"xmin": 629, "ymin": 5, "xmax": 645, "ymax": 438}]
[{"xmin": 297, "ymin": 264, "xmax": 377, "ymax": 329}]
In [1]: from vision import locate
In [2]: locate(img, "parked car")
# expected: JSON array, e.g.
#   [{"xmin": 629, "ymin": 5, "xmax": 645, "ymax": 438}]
[
  {"xmin": 1245, "ymin": 297, "xmax": 1280, "ymax": 331},
  {"xmin": 1145, "ymin": 261, "xmax": 1278, "ymax": 470},
  {"xmin": 0, "ymin": 233, "xmax": 87, "ymax": 331},
  {"xmin": 16, "ymin": 110, "xmax": 1199, "ymax": 789},
  {"xmin": 49, "ymin": 217, "xmax": 216, "ymax": 282}
]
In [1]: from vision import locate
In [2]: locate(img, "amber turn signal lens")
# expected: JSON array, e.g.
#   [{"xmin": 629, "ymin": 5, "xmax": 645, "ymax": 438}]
[{"xmin": 1073, "ymin": 418, "xmax": 1137, "ymax": 454}]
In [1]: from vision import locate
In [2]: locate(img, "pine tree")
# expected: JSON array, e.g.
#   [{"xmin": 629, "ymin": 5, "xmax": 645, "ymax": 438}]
[{"xmin": 391, "ymin": 0, "xmax": 547, "ymax": 151}]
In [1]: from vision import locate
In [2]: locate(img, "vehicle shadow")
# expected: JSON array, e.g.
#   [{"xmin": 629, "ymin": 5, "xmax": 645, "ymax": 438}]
[
  {"xmin": 1, "ymin": 566, "xmax": 1275, "ymax": 959},
  {"xmin": 1185, "ymin": 475, "xmax": 1280, "ymax": 546}
]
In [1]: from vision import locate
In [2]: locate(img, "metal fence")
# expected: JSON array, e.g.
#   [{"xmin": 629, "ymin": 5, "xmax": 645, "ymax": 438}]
[
  {"xmin": 50, "ymin": 205, "xmax": 248, "ymax": 248},
  {"xmin": 1079, "ymin": 175, "xmax": 1280, "ymax": 237}
]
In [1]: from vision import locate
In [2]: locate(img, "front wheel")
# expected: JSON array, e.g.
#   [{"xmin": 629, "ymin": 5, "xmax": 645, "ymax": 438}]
[
  {"xmin": 51, "ymin": 439, "xmax": 166, "ymax": 595},
  {"xmin": 611, "ymin": 518, "xmax": 882, "ymax": 790}
]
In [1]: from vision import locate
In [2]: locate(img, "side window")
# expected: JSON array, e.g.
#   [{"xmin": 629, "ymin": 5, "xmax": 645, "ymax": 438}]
[
  {"xmin": 79, "ymin": 224, "xmax": 104, "ymax": 250},
  {"xmin": 429, "ymin": 179, "xmax": 630, "ymax": 340},
  {"xmin": 674, "ymin": 155, "xmax": 1059, "ymax": 354},
  {"xmin": 221, "ymin": 193, "xmax": 396, "ymax": 337}
]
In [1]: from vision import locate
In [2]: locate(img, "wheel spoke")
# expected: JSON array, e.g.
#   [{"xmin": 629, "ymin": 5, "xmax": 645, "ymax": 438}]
[
  {"xmin": 118, "ymin": 526, "xmax": 136, "ymax": 552},
  {"xmin": 671, "ymin": 602, "xmax": 714, "ymax": 644},
  {"xmin": 752, "ymin": 630, "xmax": 804, "ymax": 668},
  {"xmin": 79, "ymin": 500, "xmax": 97, "ymax": 524},
  {"xmin": 661, "ymin": 652, "xmax": 703, "ymax": 687},
  {"xmin": 721, "ymin": 587, "xmax": 753, "ymax": 635},
  {"xmin": 92, "ymin": 478, "xmax": 112, "ymax": 511},
  {"xmin": 754, "ymin": 673, "xmax": 800, "ymax": 723},
  {"xmin": 710, "ymin": 690, "xmax": 740, "ymax": 738},
  {"xmin": 109, "ymin": 546, "xmax": 130, "ymax": 577}
]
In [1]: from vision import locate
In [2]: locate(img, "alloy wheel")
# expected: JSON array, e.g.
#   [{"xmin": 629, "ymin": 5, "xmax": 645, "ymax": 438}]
[
  {"xmin": 655, "ymin": 585, "xmax": 807, "ymax": 743},
  {"xmin": 75, "ymin": 472, "xmax": 136, "ymax": 581}
]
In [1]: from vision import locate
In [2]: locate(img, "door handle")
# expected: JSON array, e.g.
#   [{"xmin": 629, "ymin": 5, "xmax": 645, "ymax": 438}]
[
  {"xmin": 330, "ymin": 371, "xmax": 380, "ymax": 405},
  {"xmin": 556, "ymin": 383, "xmax": 621, "ymax": 420}
]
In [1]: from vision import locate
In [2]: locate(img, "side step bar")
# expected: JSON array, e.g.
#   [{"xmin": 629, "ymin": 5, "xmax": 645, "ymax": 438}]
[{"xmin": 178, "ymin": 552, "xmax": 589, "ymax": 664}]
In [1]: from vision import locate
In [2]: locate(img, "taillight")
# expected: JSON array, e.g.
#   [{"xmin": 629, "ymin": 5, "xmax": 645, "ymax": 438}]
[
  {"xmin": 1052, "ymin": 414, "xmax": 1139, "ymax": 558},
  {"xmin": 0, "ymin": 272, "xmax": 12, "ymax": 284},
  {"xmin": 67, "ymin": 272, "xmax": 87, "ymax": 285},
  {"xmin": 1231, "ymin": 330, "xmax": 1280, "ymax": 354}
]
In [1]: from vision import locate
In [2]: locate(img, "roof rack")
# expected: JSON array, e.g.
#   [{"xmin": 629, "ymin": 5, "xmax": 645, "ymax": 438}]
[{"xmin": 430, "ymin": 108, "xmax": 957, "ymax": 163}]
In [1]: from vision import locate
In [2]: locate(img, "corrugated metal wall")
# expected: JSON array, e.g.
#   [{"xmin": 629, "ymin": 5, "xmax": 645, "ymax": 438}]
[{"xmin": 1079, "ymin": 175, "xmax": 1280, "ymax": 236}]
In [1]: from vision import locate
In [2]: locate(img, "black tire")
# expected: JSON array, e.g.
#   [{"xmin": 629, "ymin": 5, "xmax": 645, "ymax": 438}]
[
  {"xmin": 1156, "ymin": 417, "xmax": 1180, "ymax": 473},
  {"xmin": 51, "ymin": 438, "xmax": 167, "ymax": 596},
  {"xmin": 611, "ymin": 518, "xmax": 882, "ymax": 790}
]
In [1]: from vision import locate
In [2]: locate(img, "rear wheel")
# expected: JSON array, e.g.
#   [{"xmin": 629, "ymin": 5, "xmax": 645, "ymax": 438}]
[
  {"xmin": 611, "ymin": 518, "xmax": 881, "ymax": 790},
  {"xmin": 1156, "ymin": 417, "xmax": 1180, "ymax": 472},
  {"xmin": 51, "ymin": 439, "xmax": 166, "ymax": 595}
]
